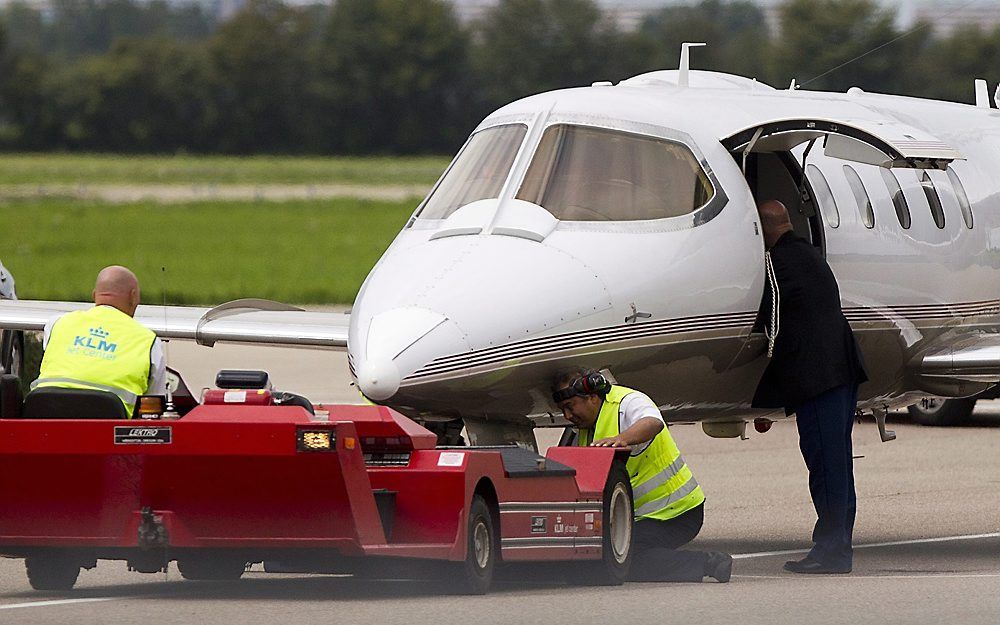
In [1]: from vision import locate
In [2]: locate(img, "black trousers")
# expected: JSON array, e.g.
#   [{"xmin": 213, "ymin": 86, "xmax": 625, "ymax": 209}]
[
  {"xmin": 629, "ymin": 502, "xmax": 710, "ymax": 582},
  {"xmin": 792, "ymin": 383, "xmax": 858, "ymax": 568}
]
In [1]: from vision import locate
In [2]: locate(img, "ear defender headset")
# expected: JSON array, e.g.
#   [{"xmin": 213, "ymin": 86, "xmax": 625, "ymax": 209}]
[{"xmin": 551, "ymin": 370, "xmax": 611, "ymax": 403}]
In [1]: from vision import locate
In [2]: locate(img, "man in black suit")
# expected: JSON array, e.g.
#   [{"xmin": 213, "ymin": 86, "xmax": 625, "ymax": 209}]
[{"xmin": 752, "ymin": 200, "xmax": 868, "ymax": 575}]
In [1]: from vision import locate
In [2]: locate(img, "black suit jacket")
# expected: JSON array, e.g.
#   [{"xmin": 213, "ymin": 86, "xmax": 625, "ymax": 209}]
[{"xmin": 752, "ymin": 232, "xmax": 868, "ymax": 411}]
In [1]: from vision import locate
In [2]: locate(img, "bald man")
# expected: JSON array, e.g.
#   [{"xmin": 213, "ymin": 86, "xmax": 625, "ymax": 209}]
[
  {"xmin": 32, "ymin": 266, "xmax": 166, "ymax": 417},
  {"xmin": 752, "ymin": 200, "xmax": 867, "ymax": 575}
]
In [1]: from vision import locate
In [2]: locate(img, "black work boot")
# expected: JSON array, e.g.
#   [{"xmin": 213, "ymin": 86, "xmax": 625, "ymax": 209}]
[{"xmin": 705, "ymin": 551, "xmax": 733, "ymax": 583}]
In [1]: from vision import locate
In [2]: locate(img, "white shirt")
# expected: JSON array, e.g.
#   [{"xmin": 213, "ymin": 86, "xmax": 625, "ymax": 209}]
[
  {"xmin": 616, "ymin": 391, "xmax": 665, "ymax": 455},
  {"xmin": 43, "ymin": 312, "xmax": 167, "ymax": 396}
]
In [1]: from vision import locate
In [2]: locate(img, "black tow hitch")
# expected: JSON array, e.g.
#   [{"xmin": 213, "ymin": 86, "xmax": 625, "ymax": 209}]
[
  {"xmin": 129, "ymin": 506, "xmax": 170, "ymax": 574},
  {"xmin": 138, "ymin": 506, "xmax": 169, "ymax": 549}
]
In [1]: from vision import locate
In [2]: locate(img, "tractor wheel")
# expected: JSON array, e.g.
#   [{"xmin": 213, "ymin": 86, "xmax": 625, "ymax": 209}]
[
  {"xmin": 25, "ymin": 554, "xmax": 81, "ymax": 591},
  {"xmin": 566, "ymin": 461, "xmax": 633, "ymax": 586},
  {"xmin": 456, "ymin": 495, "xmax": 497, "ymax": 594}
]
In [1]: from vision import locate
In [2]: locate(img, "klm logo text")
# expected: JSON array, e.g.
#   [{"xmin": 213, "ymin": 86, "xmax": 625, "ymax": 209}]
[{"xmin": 70, "ymin": 327, "xmax": 118, "ymax": 355}]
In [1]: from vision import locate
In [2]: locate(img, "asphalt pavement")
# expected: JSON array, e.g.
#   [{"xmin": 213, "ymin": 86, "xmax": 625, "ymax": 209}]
[{"xmin": 3, "ymin": 345, "xmax": 999, "ymax": 624}]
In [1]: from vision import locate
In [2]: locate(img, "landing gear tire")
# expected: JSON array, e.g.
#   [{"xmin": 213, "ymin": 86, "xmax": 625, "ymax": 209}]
[
  {"xmin": 566, "ymin": 461, "xmax": 633, "ymax": 586},
  {"xmin": 25, "ymin": 555, "xmax": 81, "ymax": 591},
  {"xmin": 456, "ymin": 495, "xmax": 496, "ymax": 594},
  {"xmin": 907, "ymin": 398, "xmax": 976, "ymax": 426},
  {"xmin": 177, "ymin": 556, "xmax": 247, "ymax": 581}
]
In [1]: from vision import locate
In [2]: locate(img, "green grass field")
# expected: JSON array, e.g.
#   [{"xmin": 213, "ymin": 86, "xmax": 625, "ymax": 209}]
[
  {"xmin": 0, "ymin": 153, "xmax": 450, "ymax": 186},
  {"xmin": 0, "ymin": 197, "xmax": 415, "ymax": 304}
]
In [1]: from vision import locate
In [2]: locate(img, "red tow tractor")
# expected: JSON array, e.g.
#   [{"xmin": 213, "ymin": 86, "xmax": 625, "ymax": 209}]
[{"xmin": 0, "ymin": 369, "xmax": 634, "ymax": 594}]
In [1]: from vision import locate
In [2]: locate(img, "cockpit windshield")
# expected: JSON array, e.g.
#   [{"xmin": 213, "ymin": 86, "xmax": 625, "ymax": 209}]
[
  {"xmin": 516, "ymin": 124, "xmax": 714, "ymax": 221},
  {"xmin": 415, "ymin": 124, "xmax": 527, "ymax": 220}
]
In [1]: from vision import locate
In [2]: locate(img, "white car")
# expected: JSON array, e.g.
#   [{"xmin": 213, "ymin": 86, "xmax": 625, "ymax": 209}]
[{"xmin": 0, "ymin": 261, "xmax": 22, "ymax": 377}]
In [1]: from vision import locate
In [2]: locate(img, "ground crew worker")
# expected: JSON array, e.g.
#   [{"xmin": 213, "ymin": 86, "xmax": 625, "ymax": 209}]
[
  {"xmin": 752, "ymin": 200, "xmax": 868, "ymax": 575},
  {"xmin": 32, "ymin": 266, "xmax": 166, "ymax": 417},
  {"xmin": 553, "ymin": 368, "xmax": 732, "ymax": 583}
]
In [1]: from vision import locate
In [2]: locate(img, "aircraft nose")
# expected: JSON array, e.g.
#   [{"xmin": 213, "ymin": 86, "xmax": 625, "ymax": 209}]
[
  {"xmin": 355, "ymin": 359, "xmax": 400, "ymax": 401},
  {"xmin": 354, "ymin": 306, "xmax": 463, "ymax": 401},
  {"xmin": 350, "ymin": 233, "xmax": 613, "ymax": 403}
]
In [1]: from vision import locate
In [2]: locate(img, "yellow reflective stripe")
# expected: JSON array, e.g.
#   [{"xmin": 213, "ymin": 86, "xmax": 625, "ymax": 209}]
[
  {"xmin": 31, "ymin": 376, "xmax": 138, "ymax": 405},
  {"xmin": 634, "ymin": 476, "xmax": 702, "ymax": 518},
  {"xmin": 632, "ymin": 455, "xmax": 686, "ymax": 500}
]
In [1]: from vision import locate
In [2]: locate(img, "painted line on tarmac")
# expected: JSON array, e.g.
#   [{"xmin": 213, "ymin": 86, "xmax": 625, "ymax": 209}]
[
  {"xmin": 735, "ymin": 573, "xmax": 1000, "ymax": 580},
  {"xmin": 0, "ymin": 597, "xmax": 117, "ymax": 610},
  {"xmin": 733, "ymin": 532, "xmax": 1000, "ymax": 560}
]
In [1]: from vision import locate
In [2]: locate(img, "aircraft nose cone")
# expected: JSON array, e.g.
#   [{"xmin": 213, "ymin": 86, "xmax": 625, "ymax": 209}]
[
  {"xmin": 352, "ymin": 306, "xmax": 456, "ymax": 402},
  {"xmin": 356, "ymin": 359, "xmax": 401, "ymax": 401}
]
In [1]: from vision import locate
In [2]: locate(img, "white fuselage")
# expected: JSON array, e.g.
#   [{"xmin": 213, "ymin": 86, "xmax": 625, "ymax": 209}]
[{"xmin": 348, "ymin": 71, "xmax": 1000, "ymax": 426}]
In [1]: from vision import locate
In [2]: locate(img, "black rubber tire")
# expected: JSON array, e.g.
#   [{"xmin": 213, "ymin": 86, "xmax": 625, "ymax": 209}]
[
  {"xmin": 456, "ymin": 495, "xmax": 496, "ymax": 594},
  {"xmin": 566, "ymin": 461, "xmax": 633, "ymax": 586},
  {"xmin": 25, "ymin": 555, "xmax": 81, "ymax": 591},
  {"xmin": 177, "ymin": 557, "xmax": 247, "ymax": 581},
  {"xmin": 907, "ymin": 398, "xmax": 976, "ymax": 426}
]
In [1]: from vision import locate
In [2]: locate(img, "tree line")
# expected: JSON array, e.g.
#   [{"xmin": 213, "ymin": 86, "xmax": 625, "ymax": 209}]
[{"xmin": 1, "ymin": 0, "xmax": 999, "ymax": 155}]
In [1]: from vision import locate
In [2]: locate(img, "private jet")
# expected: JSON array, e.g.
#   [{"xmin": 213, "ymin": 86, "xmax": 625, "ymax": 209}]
[{"xmin": 3, "ymin": 49, "xmax": 999, "ymax": 446}]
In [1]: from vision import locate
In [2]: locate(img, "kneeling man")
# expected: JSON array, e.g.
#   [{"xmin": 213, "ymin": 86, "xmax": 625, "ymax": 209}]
[{"xmin": 553, "ymin": 368, "xmax": 732, "ymax": 582}]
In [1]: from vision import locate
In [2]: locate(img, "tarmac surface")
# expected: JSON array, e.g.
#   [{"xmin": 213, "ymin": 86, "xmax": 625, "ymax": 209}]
[{"xmin": 3, "ymin": 343, "xmax": 1000, "ymax": 624}]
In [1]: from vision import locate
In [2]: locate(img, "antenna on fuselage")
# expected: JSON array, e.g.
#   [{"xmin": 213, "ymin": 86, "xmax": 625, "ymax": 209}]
[
  {"xmin": 975, "ymin": 79, "xmax": 991, "ymax": 108},
  {"xmin": 677, "ymin": 42, "xmax": 706, "ymax": 88}
]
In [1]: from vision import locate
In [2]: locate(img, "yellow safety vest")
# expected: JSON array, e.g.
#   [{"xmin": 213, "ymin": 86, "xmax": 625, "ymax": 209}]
[
  {"xmin": 578, "ymin": 385, "xmax": 705, "ymax": 521},
  {"xmin": 34, "ymin": 306, "xmax": 156, "ymax": 418}
]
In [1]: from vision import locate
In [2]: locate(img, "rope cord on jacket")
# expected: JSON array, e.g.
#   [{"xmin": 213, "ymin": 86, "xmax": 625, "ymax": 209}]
[{"xmin": 764, "ymin": 250, "xmax": 780, "ymax": 358}]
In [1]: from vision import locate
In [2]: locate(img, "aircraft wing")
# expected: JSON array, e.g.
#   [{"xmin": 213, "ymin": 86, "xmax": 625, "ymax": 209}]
[
  {"xmin": 0, "ymin": 299, "xmax": 350, "ymax": 349},
  {"xmin": 919, "ymin": 332, "xmax": 1000, "ymax": 382}
]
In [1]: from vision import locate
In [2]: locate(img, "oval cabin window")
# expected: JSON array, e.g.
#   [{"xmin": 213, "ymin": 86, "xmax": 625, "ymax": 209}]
[
  {"xmin": 880, "ymin": 169, "xmax": 911, "ymax": 229},
  {"xmin": 946, "ymin": 167, "xmax": 973, "ymax": 229},
  {"xmin": 843, "ymin": 165, "xmax": 874, "ymax": 229},
  {"xmin": 807, "ymin": 165, "xmax": 839, "ymax": 229},
  {"xmin": 921, "ymin": 172, "xmax": 945, "ymax": 229}
]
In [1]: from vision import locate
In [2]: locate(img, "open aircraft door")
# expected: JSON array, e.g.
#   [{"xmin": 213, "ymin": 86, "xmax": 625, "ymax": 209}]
[
  {"xmin": 717, "ymin": 114, "xmax": 963, "ymax": 377},
  {"xmin": 721, "ymin": 116, "xmax": 963, "ymax": 170}
]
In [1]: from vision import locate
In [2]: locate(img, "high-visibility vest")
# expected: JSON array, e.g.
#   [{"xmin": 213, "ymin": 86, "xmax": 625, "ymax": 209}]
[
  {"xmin": 577, "ymin": 385, "xmax": 705, "ymax": 521},
  {"xmin": 33, "ymin": 305, "xmax": 155, "ymax": 418}
]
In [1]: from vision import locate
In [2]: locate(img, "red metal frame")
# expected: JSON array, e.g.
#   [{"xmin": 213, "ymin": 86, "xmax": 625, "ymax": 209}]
[{"xmin": 0, "ymin": 403, "xmax": 619, "ymax": 568}]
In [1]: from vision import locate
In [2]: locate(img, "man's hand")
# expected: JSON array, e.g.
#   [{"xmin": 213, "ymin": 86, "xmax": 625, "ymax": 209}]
[{"xmin": 591, "ymin": 435, "xmax": 630, "ymax": 448}]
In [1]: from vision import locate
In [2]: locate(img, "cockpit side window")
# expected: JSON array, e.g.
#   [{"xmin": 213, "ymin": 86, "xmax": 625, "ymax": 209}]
[
  {"xmin": 414, "ymin": 124, "xmax": 527, "ymax": 221},
  {"xmin": 516, "ymin": 124, "xmax": 714, "ymax": 222}
]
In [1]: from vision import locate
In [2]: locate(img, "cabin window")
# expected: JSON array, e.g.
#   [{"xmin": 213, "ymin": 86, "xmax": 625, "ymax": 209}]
[
  {"xmin": 806, "ymin": 165, "xmax": 839, "ymax": 228},
  {"xmin": 516, "ymin": 124, "xmax": 714, "ymax": 221},
  {"xmin": 947, "ymin": 167, "xmax": 974, "ymax": 229},
  {"xmin": 843, "ymin": 165, "xmax": 874, "ymax": 229},
  {"xmin": 415, "ymin": 124, "xmax": 527, "ymax": 221},
  {"xmin": 880, "ymin": 169, "xmax": 911, "ymax": 229},
  {"xmin": 921, "ymin": 172, "xmax": 945, "ymax": 229}
]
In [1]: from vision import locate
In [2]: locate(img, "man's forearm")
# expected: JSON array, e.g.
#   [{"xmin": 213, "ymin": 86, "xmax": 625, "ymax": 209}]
[{"xmin": 618, "ymin": 417, "xmax": 664, "ymax": 446}]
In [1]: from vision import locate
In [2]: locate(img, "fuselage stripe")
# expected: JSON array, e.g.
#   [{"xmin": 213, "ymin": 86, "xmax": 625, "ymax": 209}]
[{"xmin": 405, "ymin": 299, "xmax": 1000, "ymax": 381}]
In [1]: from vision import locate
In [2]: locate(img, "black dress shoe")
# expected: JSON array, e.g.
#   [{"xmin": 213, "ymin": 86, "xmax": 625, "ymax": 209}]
[
  {"xmin": 705, "ymin": 551, "xmax": 733, "ymax": 583},
  {"xmin": 783, "ymin": 557, "xmax": 851, "ymax": 574}
]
